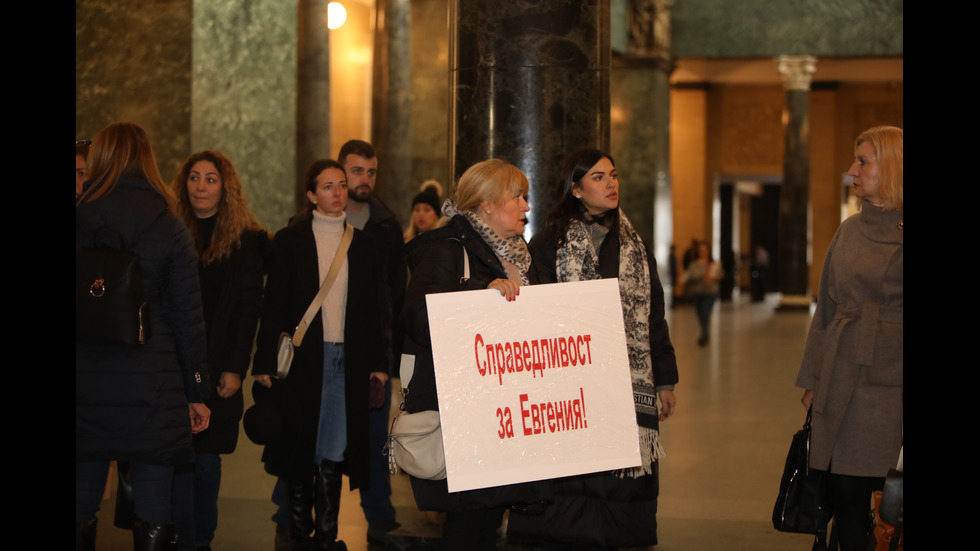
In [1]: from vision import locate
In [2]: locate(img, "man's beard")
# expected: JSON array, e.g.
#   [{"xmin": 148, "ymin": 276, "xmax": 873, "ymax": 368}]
[{"xmin": 348, "ymin": 186, "xmax": 371, "ymax": 203}]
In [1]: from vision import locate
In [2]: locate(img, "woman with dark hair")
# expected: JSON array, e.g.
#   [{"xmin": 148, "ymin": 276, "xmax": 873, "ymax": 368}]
[
  {"xmin": 512, "ymin": 147, "xmax": 679, "ymax": 549},
  {"xmin": 252, "ymin": 159, "xmax": 389, "ymax": 551},
  {"xmin": 170, "ymin": 150, "xmax": 271, "ymax": 551},
  {"xmin": 76, "ymin": 122, "xmax": 211, "ymax": 550},
  {"xmin": 797, "ymin": 126, "xmax": 903, "ymax": 550},
  {"xmin": 401, "ymin": 158, "xmax": 544, "ymax": 550}
]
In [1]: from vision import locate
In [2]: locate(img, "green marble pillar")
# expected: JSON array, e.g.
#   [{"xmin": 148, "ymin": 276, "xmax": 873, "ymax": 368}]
[
  {"xmin": 611, "ymin": 0, "xmax": 674, "ymax": 266},
  {"xmin": 372, "ymin": 0, "xmax": 413, "ymax": 225}
]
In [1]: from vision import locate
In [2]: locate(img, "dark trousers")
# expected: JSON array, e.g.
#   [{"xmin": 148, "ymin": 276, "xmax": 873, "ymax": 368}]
[
  {"xmin": 173, "ymin": 453, "xmax": 222, "ymax": 549},
  {"xmin": 358, "ymin": 379, "xmax": 396, "ymax": 524},
  {"xmin": 828, "ymin": 472, "xmax": 884, "ymax": 551},
  {"xmin": 443, "ymin": 507, "xmax": 505, "ymax": 551},
  {"xmin": 76, "ymin": 461, "xmax": 174, "ymax": 525}
]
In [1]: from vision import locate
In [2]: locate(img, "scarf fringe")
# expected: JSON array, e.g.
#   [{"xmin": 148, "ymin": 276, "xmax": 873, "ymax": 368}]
[{"xmin": 612, "ymin": 428, "xmax": 666, "ymax": 478}]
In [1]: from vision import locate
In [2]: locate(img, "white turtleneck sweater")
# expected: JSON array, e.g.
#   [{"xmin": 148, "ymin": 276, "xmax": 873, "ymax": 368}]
[{"xmin": 311, "ymin": 210, "xmax": 349, "ymax": 343}]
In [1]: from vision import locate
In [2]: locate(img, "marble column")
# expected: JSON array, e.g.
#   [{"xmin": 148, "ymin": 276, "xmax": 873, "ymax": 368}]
[
  {"xmin": 612, "ymin": 0, "xmax": 674, "ymax": 267},
  {"xmin": 297, "ymin": 0, "xmax": 332, "ymax": 213},
  {"xmin": 450, "ymin": 0, "xmax": 610, "ymax": 235},
  {"xmin": 372, "ymin": 0, "xmax": 414, "ymax": 220},
  {"xmin": 775, "ymin": 55, "xmax": 816, "ymax": 308}
]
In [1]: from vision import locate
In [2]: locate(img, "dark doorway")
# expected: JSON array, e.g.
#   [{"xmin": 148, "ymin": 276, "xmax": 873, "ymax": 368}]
[{"xmin": 717, "ymin": 178, "xmax": 781, "ymax": 301}]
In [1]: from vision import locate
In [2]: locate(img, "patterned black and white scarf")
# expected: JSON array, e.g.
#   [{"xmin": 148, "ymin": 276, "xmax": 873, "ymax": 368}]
[{"xmin": 556, "ymin": 209, "xmax": 665, "ymax": 476}]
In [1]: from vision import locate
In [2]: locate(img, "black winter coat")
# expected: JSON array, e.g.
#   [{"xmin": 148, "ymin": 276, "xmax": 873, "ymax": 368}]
[
  {"xmin": 401, "ymin": 215, "xmax": 548, "ymax": 512},
  {"xmin": 76, "ymin": 178, "xmax": 210, "ymax": 465},
  {"xmin": 361, "ymin": 196, "xmax": 407, "ymax": 369},
  {"xmin": 192, "ymin": 227, "xmax": 271, "ymax": 455},
  {"xmin": 508, "ymin": 215, "xmax": 679, "ymax": 547},
  {"xmin": 252, "ymin": 212, "xmax": 388, "ymax": 488}
]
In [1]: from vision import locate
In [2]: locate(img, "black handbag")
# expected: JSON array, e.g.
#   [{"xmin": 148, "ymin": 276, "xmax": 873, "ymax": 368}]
[
  {"xmin": 772, "ymin": 407, "xmax": 832, "ymax": 539},
  {"xmin": 76, "ymin": 225, "xmax": 151, "ymax": 347}
]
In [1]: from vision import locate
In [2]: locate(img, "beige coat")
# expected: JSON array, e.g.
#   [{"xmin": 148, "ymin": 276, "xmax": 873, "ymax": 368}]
[{"xmin": 796, "ymin": 203, "xmax": 903, "ymax": 477}]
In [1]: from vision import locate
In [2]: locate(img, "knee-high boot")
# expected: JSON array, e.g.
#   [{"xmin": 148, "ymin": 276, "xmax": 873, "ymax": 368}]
[
  {"xmin": 75, "ymin": 518, "xmax": 97, "ymax": 551},
  {"xmin": 314, "ymin": 460, "xmax": 347, "ymax": 551},
  {"xmin": 133, "ymin": 518, "xmax": 177, "ymax": 551},
  {"xmin": 286, "ymin": 479, "xmax": 316, "ymax": 550}
]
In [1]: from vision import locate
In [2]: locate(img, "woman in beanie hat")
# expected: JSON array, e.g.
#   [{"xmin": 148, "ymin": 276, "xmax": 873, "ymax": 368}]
[{"xmin": 404, "ymin": 180, "xmax": 445, "ymax": 243}]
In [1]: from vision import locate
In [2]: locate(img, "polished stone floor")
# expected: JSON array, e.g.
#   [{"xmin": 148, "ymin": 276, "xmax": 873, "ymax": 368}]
[{"xmin": 92, "ymin": 291, "xmax": 820, "ymax": 550}]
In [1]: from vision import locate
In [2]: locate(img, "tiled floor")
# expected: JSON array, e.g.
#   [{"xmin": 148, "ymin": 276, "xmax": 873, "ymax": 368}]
[{"xmin": 92, "ymin": 292, "xmax": 820, "ymax": 550}]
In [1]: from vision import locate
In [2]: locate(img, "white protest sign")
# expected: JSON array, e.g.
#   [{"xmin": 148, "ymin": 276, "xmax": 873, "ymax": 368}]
[{"xmin": 425, "ymin": 278, "xmax": 640, "ymax": 492}]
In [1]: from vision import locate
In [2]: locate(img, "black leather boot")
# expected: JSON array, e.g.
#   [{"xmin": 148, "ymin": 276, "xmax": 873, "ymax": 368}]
[
  {"xmin": 114, "ymin": 461, "xmax": 135, "ymax": 529},
  {"xmin": 75, "ymin": 517, "xmax": 97, "ymax": 551},
  {"xmin": 133, "ymin": 518, "xmax": 177, "ymax": 551},
  {"xmin": 274, "ymin": 523, "xmax": 293, "ymax": 551},
  {"xmin": 286, "ymin": 478, "xmax": 316, "ymax": 551},
  {"xmin": 314, "ymin": 461, "xmax": 347, "ymax": 551}
]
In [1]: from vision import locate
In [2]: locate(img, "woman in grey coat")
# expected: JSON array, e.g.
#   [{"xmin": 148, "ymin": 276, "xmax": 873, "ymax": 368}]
[{"xmin": 796, "ymin": 126, "xmax": 903, "ymax": 551}]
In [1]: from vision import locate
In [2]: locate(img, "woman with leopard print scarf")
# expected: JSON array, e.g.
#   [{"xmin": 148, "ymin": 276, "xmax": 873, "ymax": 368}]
[
  {"xmin": 401, "ymin": 158, "xmax": 549, "ymax": 550},
  {"xmin": 511, "ymin": 148, "xmax": 680, "ymax": 549}
]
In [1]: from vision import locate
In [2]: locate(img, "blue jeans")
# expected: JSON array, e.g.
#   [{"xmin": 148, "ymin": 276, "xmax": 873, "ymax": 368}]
[
  {"xmin": 315, "ymin": 342, "xmax": 347, "ymax": 464},
  {"xmin": 274, "ymin": 342, "xmax": 348, "ymax": 526},
  {"xmin": 692, "ymin": 293, "xmax": 718, "ymax": 340},
  {"xmin": 76, "ymin": 461, "xmax": 174, "ymax": 525}
]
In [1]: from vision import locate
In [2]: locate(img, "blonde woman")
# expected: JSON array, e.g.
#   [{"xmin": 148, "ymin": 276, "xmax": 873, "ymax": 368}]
[
  {"xmin": 797, "ymin": 126, "xmax": 903, "ymax": 550},
  {"xmin": 401, "ymin": 159, "xmax": 542, "ymax": 550}
]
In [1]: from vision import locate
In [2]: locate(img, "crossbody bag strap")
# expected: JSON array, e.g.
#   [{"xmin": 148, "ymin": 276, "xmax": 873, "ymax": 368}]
[
  {"xmin": 292, "ymin": 223, "xmax": 354, "ymax": 347},
  {"xmin": 456, "ymin": 239, "xmax": 470, "ymax": 284}
]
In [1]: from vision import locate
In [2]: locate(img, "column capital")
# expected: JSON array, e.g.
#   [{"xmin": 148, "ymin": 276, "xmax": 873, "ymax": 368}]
[
  {"xmin": 775, "ymin": 55, "xmax": 817, "ymax": 91},
  {"xmin": 628, "ymin": 0, "xmax": 675, "ymax": 63}
]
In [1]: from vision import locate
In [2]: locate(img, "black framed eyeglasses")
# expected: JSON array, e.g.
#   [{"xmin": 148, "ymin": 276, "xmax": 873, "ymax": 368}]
[{"xmin": 76, "ymin": 139, "xmax": 92, "ymax": 147}]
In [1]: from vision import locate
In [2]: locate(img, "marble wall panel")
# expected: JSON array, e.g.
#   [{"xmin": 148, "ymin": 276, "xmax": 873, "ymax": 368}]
[
  {"xmin": 76, "ymin": 0, "xmax": 193, "ymax": 181},
  {"xmin": 192, "ymin": 0, "xmax": 298, "ymax": 231},
  {"xmin": 671, "ymin": 0, "xmax": 903, "ymax": 58}
]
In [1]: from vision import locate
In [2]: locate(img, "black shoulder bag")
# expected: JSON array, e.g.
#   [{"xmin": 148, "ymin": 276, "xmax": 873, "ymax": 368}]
[
  {"xmin": 772, "ymin": 407, "xmax": 833, "ymax": 549},
  {"xmin": 76, "ymin": 225, "xmax": 151, "ymax": 346}
]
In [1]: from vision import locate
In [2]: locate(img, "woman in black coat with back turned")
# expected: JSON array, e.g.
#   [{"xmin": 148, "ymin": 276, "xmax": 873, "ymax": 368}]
[
  {"xmin": 252, "ymin": 159, "xmax": 389, "ymax": 551},
  {"xmin": 170, "ymin": 150, "xmax": 271, "ymax": 550},
  {"xmin": 76, "ymin": 122, "xmax": 211, "ymax": 550}
]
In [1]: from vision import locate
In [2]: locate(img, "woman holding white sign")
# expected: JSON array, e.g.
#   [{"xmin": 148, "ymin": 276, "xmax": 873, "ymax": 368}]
[
  {"xmin": 516, "ymin": 148, "xmax": 679, "ymax": 548},
  {"xmin": 401, "ymin": 158, "xmax": 546, "ymax": 550}
]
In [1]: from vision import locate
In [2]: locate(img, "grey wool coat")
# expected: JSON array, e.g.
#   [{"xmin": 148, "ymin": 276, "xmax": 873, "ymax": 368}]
[{"xmin": 796, "ymin": 202, "xmax": 903, "ymax": 477}]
